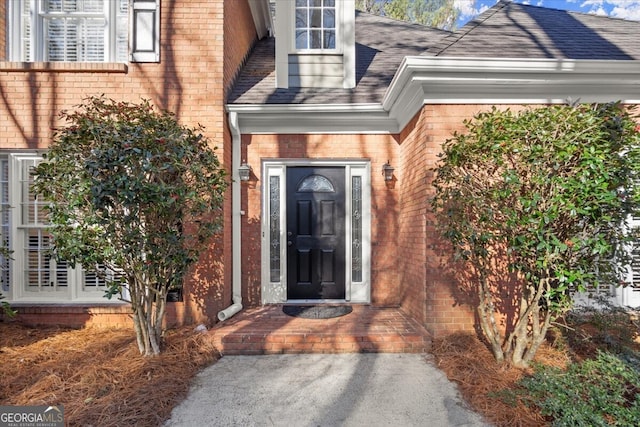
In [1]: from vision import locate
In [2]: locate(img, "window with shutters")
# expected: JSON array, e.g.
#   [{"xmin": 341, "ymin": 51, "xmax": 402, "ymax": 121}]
[
  {"xmin": 1, "ymin": 153, "xmax": 122, "ymax": 303},
  {"xmin": 7, "ymin": 0, "xmax": 160, "ymax": 63}
]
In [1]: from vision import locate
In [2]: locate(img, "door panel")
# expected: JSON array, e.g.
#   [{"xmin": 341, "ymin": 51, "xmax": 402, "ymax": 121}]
[{"xmin": 287, "ymin": 167, "xmax": 346, "ymax": 300}]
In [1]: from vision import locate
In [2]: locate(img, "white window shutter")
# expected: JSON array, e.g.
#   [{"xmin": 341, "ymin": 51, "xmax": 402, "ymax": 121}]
[{"xmin": 130, "ymin": 0, "xmax": 160, "ymax": 63}]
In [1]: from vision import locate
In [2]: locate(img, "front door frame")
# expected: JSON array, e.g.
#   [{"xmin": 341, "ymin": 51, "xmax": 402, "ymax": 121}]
[{"xmin": 261, "ymin": 159, "xmax": 371, "ymax": 304}]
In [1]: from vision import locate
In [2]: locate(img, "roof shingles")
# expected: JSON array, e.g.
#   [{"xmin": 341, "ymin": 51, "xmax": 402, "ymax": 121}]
[
  {"xmin": 228, "ymin": 1, "xmax": 640, "ymax": 106},
  {"xmin": 435, "ymin": 1, "xmax": 640, "ymax": 59},
  {"xmin": 228, "ymin": 12, "xmax": 445, "ymax": 105}
]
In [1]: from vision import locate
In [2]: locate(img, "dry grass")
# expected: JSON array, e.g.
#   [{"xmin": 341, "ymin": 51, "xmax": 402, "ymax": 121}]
[{"xmin": 0, "ymin": 322, "xmax": 219, "ymax": 427}]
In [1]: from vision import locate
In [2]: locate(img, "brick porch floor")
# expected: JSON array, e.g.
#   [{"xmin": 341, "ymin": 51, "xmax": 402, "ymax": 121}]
[{"xmin": 208, "ymin": 305, "xmax": 432, "ymax": 355}]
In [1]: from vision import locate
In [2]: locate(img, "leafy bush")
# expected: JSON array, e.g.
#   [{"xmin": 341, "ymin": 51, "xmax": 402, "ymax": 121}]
[
  {"xmin": 0, "ymin": 292, "xmax": 16, "ymax": 318},
  {"xmin": 519, "ymin": 351, "xmax": 640, "ymax": 426},
  {"xmin": 565, "ymin": 297, "xmax": 640, "ymax": 360},
  {"xmin": 0, "ymin": 234, "xmax": 15, "ymax": 319},
  {"xmin": 33, "ymin": 96, "xmax": 228, "ymax": 355},
  {"xmin": 432, "ymin": 103, "xmax": 640, "ymax": 367}
]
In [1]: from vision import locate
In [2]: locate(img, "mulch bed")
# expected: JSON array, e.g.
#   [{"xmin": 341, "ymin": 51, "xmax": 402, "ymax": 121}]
[
  {"xmin": 430, "ymin": 332, "xmax": 571, "ymax": 427},
  {"xmin": 0, "ymin": 322, "xmax": 219, "ymax": 427},
  {"xmin": 3, "ymin": 316, "xmax": 627, "ymax": 427}
]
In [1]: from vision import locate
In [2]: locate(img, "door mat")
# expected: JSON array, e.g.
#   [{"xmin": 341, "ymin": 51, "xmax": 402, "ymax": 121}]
[{"xmin": 283, "ymin": 305, "xmax": 353, "ymax": 319}]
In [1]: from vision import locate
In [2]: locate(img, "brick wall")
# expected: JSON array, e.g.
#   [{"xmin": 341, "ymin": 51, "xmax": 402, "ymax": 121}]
[
  {"xmin": 215, "ymin": 0, "xmax": 259, "ymax": 315},
  {"xmin": 4, "ymin": 305, "xmax": 133, "ymax": 329},
  {"xmin": 240, "ymin": 133, "xmax": 402, "ymax": 306},
  {"xmin": 224, "ymin": 1, "xmax": 257, "ymax": 98},
  {"xmin": 399, "ymin": 103, "xmax": 640, "ymax": 337},
  {"xmin": 397, "ymin": 104, "xmax": 525, "ymax": 337},
  {"xmin": 395, "ymin": 109, "xmax": 429, "ymax": 326},
  {"xmin": 0, "ymin": 0, "xmax": 257, "ymax": 328},
  {"xmin": 0, "ymin": 1, "xmax": 229, "ymax": 148},
  {"xmin": 3, "ymin": 302, "xmax": 194, "ymax": 329}
]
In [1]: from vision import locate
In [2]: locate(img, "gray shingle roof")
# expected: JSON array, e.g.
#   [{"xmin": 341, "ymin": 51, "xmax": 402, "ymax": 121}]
[
  {"xmin": 228, "ymin": 1, "xmax": 640, "ymax": 105},
  {"xmin": 434, "ymin": 1, "xmax": 640, "ymax": 59},
  {"xmin": 228, "ymin": 11, "xmax": 446, "ymax": 105}
]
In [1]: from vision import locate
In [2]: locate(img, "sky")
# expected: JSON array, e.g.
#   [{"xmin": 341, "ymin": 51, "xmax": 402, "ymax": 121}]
[{"xmin": 455, "ymin": 0, "xmax": 640, "ymax": 26}]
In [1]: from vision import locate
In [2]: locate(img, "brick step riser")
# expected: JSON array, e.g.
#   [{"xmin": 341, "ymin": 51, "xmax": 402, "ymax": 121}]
[{"xmin": 212, "ymin": 335, "xmax": 430, "ymax": 355}]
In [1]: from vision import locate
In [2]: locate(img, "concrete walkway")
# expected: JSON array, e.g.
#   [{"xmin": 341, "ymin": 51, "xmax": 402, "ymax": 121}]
[{"xmin": 164, "ymin": 353, "xmax": 491, "ymax": 427}]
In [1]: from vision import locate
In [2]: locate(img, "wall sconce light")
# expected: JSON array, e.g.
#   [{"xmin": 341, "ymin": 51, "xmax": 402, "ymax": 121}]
[
  {"xmin": 238, "ymin": 162, "xmax": 252, "ymax": 182},
  {"xmin": 382, "ymin": 161, "xmax": 395, "ymax": 182}
]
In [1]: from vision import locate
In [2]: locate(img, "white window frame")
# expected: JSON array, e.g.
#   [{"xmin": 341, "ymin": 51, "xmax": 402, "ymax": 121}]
[
  {"xmin": 293, "ymin": 0, "xmax": 339, "ymax": 52},
  {"xmin": 619, "ymin": 215, "xmax": 640, "ymax": 307},
  {"xmin": 3, "ymin": 152, "xmax": 121, "ymax": 303},
  {"xmin": 7, "ymin": 0, "xmax": 128, "ymax": 63}
]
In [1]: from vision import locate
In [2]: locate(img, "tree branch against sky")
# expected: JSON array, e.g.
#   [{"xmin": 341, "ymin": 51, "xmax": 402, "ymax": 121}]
[{"xmin": 356, "ymin": 0, "xmax": 460, "ymax": 29}]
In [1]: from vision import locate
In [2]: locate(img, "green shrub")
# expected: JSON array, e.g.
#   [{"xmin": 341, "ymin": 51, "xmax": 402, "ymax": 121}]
[
  {"xmin": 565, "ymin": 298, "xmax": 639, "ymax": 362},
  {"xmin": 0, "ymin": 292, "xmax": 16, "ymax": 318},
  {"xmin": 519, "ymin": 351, "xmax": 640, "ymax": 426},
  {"xmin": 431, "ymin": 103, "xmax": 640, "ymax": 368}
]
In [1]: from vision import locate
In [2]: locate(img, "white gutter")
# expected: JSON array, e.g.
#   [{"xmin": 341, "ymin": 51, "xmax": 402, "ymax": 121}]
[
  {"xmin": 225, "ymin": 103, "xmax": 397, "ymax": 134},
  {"xmin": 226, "ymin": 58, "xmax": 640, "ymax": 136},
  {"xmin": 217, "ymin": 111, "xmax": 243, "ymax": 321},
  {"xmin": 383, "ymin": 57, "xmax": 640, "ymax": 131}
]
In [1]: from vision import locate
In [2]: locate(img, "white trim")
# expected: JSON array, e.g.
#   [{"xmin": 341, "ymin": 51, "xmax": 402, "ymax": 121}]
[
  {"xmin": 228, "ymin": 57, "xmax": 640, "ymax": 134},
  {"xmin": 384, "ymin": 57, "xmax": 640, "ymax": 130},
  {"xmin": 248, "ymin": 0, "xmax": 273, "ymax": 39},
  {"xmin": 226, "ymin": 103, "xmax": 398, "ymax": 134},
  {"xmin": 130, "ymin": 0, "xmax": 160, "ymax": 63},
  {"xmin": 275, "ymin": 0, "xmax": 355, "ymax": 89},
  {"xmin": 261, "ymin": 160, "xmax": 371, "ymax": 304},
  {"xmin": 275, "ymin": 0, "xmax": 290, "ymax": 88},
  {"xmin": 4, "ymin": 152, "xmax": 122, "ymax": 304},
  {"xmin": 261, "ymin": 164, "xmax": 286, "ymax": 303},
  {"xmin": 8, "ymin": 153, "xmax": 68, "ymax": 301},
  {"xmin": 342, "ymin": 0, "xmax": 356, "ymax": 88}
]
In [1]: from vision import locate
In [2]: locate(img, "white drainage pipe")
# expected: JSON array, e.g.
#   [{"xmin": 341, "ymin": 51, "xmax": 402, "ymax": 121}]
[{"xmin": 217, "ymin": 111, "xmax": 243, "ymax": 322}]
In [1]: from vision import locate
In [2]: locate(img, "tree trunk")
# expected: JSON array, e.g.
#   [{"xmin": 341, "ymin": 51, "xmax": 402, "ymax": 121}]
[
  {"xmin": 505, "ymin": 277, "xmax": 551, "ymax": 368},
  {"xmin": 130, "ymin": 277, "xmax": 166, "ymax": 356},
  {"xmin": 474, "ymin": 258, "xmax": 505, "ymax": 363}
]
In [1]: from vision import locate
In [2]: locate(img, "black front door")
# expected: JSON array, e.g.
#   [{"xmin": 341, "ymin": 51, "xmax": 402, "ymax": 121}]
[{"xmin": 286, "ymin": 167, "xmax": 346, "ymax": 300}]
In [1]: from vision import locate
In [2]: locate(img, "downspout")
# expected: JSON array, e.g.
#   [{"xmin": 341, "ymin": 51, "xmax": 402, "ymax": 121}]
[{"xmin": 217, "ymin": 111, "xmax": 243, "ymax": 321}]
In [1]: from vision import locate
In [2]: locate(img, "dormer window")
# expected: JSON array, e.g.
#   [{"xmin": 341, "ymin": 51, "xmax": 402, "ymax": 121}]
[
  {"xmin": 275, "ymin": 0, "xmax": 355, "ymax": 89},
  {"xmin": 295, "ymin": 0, "xmax": 336, "ymax": 50}
]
